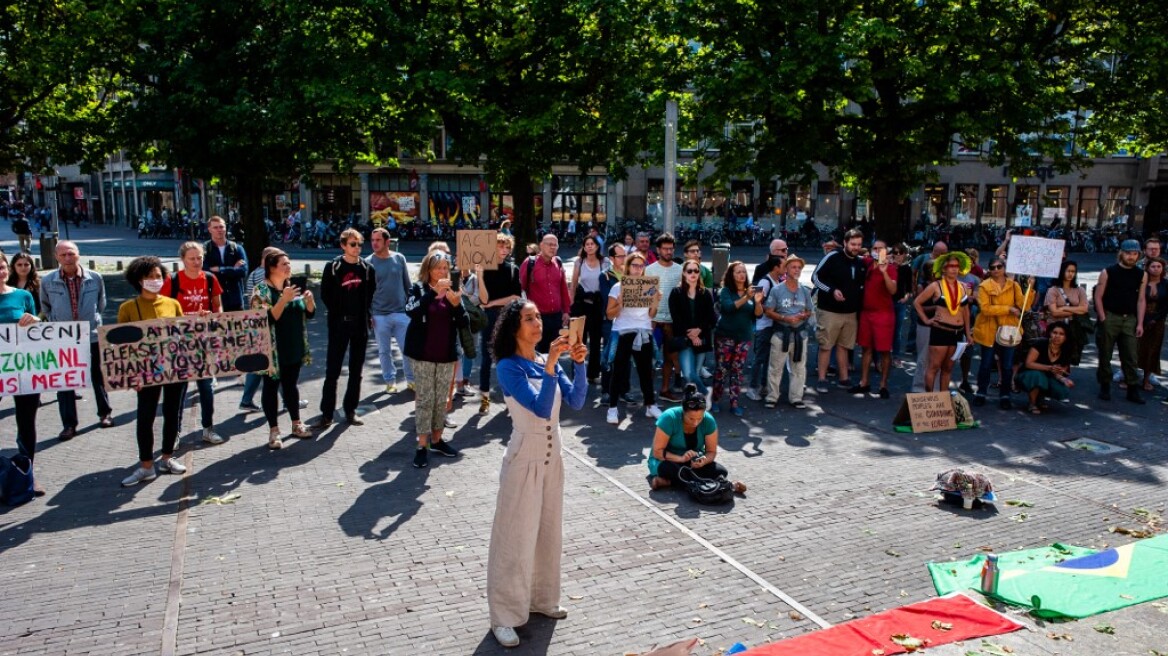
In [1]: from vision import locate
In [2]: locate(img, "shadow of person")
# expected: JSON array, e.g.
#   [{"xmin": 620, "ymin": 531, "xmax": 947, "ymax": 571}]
[
  {"xmin": 470, "ymin": 616, "xmax": 558, "ymax": 655},
  {"xmin": 0, "ymin": 467, "xmax": 183, "ymax": 553},
  {"xmin": 338, "ymin": 469, "xmax": 430, "ymax": 541},
  {"xmin": 571, "ymin": 419, "xmax": 649, "ymax": 471}
]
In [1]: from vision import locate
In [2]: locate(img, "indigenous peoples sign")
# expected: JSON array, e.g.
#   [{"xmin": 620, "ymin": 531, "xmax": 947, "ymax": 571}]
[
  {"xmin": 0, "ymin": 321, "xmax": 92, "ymax": 395},
  {"xmin": 98, "ymin": 310, "xmax": 274, "ymax": 391}
]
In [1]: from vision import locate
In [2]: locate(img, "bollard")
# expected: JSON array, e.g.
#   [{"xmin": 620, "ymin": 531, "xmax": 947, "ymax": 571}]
[
  {"xmin": 39, "ymin": 233, "xmax": 60, "ymax": 269},
  {"xmin": 117, "ymin": 260, "xmax": 124, "ymax": 271},
  {"xmin": 390, "ymin": 238, "xmax": 400, "ymax": 252},
  {"xmin": 89, "ymin": 260, "xmax": 96, "ymax": 270},
  {"xmin": 712, "ymin": 242, "xmax": 731, "ymax": 288},
  {"xmin": 304, "ymin": 264, "xmax": 311, "ymax": 277},
  {"xmin": 172, "ymin": 262, "xmax": 180, "ymax": 272},
  {"xmin": 35, "ymin": 258, "xmax": 41, "ymax": 269}
]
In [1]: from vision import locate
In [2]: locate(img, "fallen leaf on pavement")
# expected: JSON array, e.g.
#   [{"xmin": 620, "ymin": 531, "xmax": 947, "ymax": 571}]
[
  {"xmin": 1004, "ymin": 500, "xmax": 1034, "ymax": 507},
  {"xmin": 1109, "ymin": 526, "xmax": 1153, "ymax": 538},
  {"xmin": 885, "ymin": 549, "xmax": 902, "ymax": 557},
  {"xmin": 930, "ymin": 620, "xmax": 953, "ymax": 631},
  {"xmin": 979, "ymin": 641, "xmax": 1013, "ymax": 655},
  {"xmin": 1094, "ymin": 624, "xmax": 1116, "ymax": 634},
  {"xmin": 200, "ymin": 493, "xmax": 241, "ymax": 505},
  {"xmin": 1009, "ymin": 513, "xmax": 1028, "ymax": 522},
  {"xmin": 445, "ymin": 490, "xmax": 455, "ymax": 497},
  {"xmin": 1046, "ymin": 631, "xmax": 1073, "ymax": 641},
  {"xmin": 569, "ymin": 595, "xmax": 584, "ymax": 600},
  {"xmin": 686, "ymin": 567, "xmax": 705, "ymax": 578},
  {"xmin": 890, "ymin": 634, "xmax": 929, "ymax": 652},
  {"xmin": 742, "ymin": 617, "xmax": 766, "ymax": 627},
  {"xmin": 789, "ymin": 611, "xmax": 804, "ymax": 621},
  {"xmin": 872, "ymin": 650, "xmax": 885, "ymax": 656}
]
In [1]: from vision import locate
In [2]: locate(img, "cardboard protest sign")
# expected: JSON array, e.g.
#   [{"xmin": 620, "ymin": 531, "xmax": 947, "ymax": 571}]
[
  {"xmin": 894, "ymin": 392, "xmax": 958, "ymax": 433},
  {"xmin": 1006, "ymin": 236, "xmax": 1063, "ymax": 278},
  {"xmin": 621, "ymin": 276, "xmax": 660, "ymax": 308},
  {"xmin": 98, "ymin": 310, "xmax": 273, "ymax": 391},
  {"xmin": 0, "ymin": 321, "xmax": 91, "ymax": 395},
  {"xmin": 456, "ymin": 230, "xmax": 499, "ymax": 271}
]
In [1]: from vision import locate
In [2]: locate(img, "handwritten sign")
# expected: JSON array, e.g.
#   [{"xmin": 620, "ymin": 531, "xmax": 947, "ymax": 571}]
[
  {"xmin": 456, "ymin": 230, "xmax": 498, "ymax": 271},
  {"xmin": 98, "ymin": 310, "xmax": 273, "ymax": 391},
  {"xmin": 621, "ymin": 276, "xmax": 660, "ymax": 308},
  {"xmin": 1006, "ymin": 235, "xmax": 1063, "ymax": 278},
  {"xmin": 0, "ymin": 321, "xmax": 91, "ymax": 395},
  {"xmin": 904, "ymin": 392, "xmax": 958, "ymax": 433}
]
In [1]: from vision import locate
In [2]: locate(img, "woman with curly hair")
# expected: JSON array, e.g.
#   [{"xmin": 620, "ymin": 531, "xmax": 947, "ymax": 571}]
[
  {"xmin": 7, "ymin": 251, "xmax": 41, "ymax": 315},
  {"xmin": 117, "ymin": 256, "xmax": 187, "ymax": 487},
  {"xmin": 486, "ymin": 299, "xmax": 588, "ymax": 648}
]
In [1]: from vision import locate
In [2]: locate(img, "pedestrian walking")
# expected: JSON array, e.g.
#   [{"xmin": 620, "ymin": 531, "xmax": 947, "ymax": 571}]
[
  {"xmin": 313, "ymin": 228, "xmax": 376, "ymax": 428},
  {"xmin": 161, "ymin": 242, "xmax": 225, "ymax": 445},
  {"xmin": 486, "ymin": 300, "xmax": 588, "ymax": 648},
  {"xmin": 251, "ymin": 250, "xmax": 315, "ymax": 449},
  {"xmin": 1094, "ymin": 239, "xmax": 1147, "ymax": 403},
  {"xmin": 118, "ymin": 256, "xmax": 187, "ymax": 487},
  {"xmin": 713, "ymin": 261, "xmax": 764, "ymax": 415},
  {"xmin": 367, "ymin": 228, "xmax": 413, "ymax": 393},
  {"xmin": 604, "ymin": 252, "xmax": 661, "ymax": 425},
  {"xmin": 477, "ymin": 233, "xmax": 523, "ymax": 414},
  {"xmin": 40, "ymin": 241, "xmax": 115, "ymax": 440},
  {"xmin": 404, "ymin": 251, "xmax": 467, "ymax": 468}
]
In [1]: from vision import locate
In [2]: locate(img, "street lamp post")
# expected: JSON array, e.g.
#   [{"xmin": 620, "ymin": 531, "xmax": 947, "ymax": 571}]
[{"xmin": 664, "ymin": 99, "xmax": 678, "ymax": 235}]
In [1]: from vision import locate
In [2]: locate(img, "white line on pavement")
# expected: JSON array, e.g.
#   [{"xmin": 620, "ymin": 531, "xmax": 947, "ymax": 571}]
[{"xmin": 561, "ymin": 445, "xmax": 833, "ymax": 629}]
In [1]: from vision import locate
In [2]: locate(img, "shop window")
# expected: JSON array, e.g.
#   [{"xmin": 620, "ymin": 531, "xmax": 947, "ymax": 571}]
[
  {"xmin": 1076, "ymin": 187, "xmax": 1100, "ymax": 229},
  {"xmin": 1042, "ymin": 186, "xmax": 1069, "ymax": 225},
  {"xmin": 953, "ymin": 184, "xmax": 978, "ymax": 223},
  {"xmin": 1104, "ymin": 187, "xmax": 1132, "ymax": 225},
  {"xmin": 983, "ymin": 185, "xmax": 1008, "ymax": 224}
]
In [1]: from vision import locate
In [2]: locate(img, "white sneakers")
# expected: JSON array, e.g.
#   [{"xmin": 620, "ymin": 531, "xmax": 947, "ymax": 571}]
[
  {"xmin": 202, "ymin": 428, "xmax": 225, "ymax": 445},
  {"xmin": 744, "ymin": 387, "xmax": 762, "ymax": 401},
  {"xmin": 606, "ymin": 408, "xmax": 619, "ymax": 425},
  {"xmin": 157, "ymin": 458, "xmax": 186, "ymax": 475},
  {"xmin": 645, "ymin": 404, "xmax": 663, "ymax": 419},
  {"xmin": 492, "ymin": 626, "xmax": 519, "ymax": 648},
  {"xmin": 121, "ymin": 466, "xmax": 156, "ymax": 487},
  {"xmin": 532, "ymin": 606, "xmax": 569, "ymax": 619}
]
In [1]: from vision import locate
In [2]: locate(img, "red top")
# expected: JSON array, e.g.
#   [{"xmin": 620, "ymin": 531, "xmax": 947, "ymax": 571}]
[
  {"xmin": 161, "ymin": 270, "xmax": 224, "ymax": 314},
  {"xmin": 520, "ymin": 256, "xmax": 571, "ymax": 315},
  {"xmin": 861, "ymin": 257, "xmax": 898, "ymax": 313}
]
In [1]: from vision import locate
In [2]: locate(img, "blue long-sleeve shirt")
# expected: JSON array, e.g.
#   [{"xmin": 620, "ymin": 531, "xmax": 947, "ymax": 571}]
[{"xmin": 496, "ymin": 355, "xmax": 587, "ymax": 419}]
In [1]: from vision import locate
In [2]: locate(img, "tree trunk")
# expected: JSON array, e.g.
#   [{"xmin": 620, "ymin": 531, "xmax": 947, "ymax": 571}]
[
  {"xmin": 870, "ymin": 181, "xmax": 909, "ymax": 245},
  {"xmin": 508, "ymin": 171, "xmax": 538, "ymax": 248},
  {"xmin": 234, "ymin": 173, "xmax": 268, "ymax": 270}
]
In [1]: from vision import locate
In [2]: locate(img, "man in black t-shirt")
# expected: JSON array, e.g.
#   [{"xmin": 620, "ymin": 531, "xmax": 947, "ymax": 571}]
[
  {"xmin": 1093, "ymin": 239, "xmax": 1147, "ymax": 403},
  {"xmin": 313, "ymin": 228, "xmax": 377, "ymax": 428}
]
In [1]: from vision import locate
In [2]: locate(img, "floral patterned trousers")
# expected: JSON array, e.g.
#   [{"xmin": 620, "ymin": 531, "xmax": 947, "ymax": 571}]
[{"xmin": 713, "ymin": 336, "xmax": 750, "ymax": 408}]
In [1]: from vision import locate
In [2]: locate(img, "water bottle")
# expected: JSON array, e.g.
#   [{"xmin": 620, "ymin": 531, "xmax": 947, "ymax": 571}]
[{"xmin": 980, "ymin": 553, "xmax": 1000, "ymax": 595}]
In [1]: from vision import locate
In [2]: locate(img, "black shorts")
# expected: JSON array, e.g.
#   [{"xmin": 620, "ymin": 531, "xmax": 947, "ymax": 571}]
[{"xmin": 929, "ymin": 323, "xmax": 964, "ymax": 347}]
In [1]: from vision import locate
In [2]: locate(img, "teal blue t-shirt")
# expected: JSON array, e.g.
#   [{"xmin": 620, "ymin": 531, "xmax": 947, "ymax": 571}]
[
  {"xmin": 0, "ymin": 288, "xmax": 36, "ymax": 324},
  {"xmin": 648, "ymin": 406, "xmax": 717, "ymax": 476}
]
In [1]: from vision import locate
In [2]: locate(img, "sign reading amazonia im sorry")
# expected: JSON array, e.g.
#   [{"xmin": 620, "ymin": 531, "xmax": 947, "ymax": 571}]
[
  {"xmin": 0, "ymin": 321, "xmax": 92, "ymax": 395},
  {"xmin": 98, "ymin": 310, "xmax": 274, "ymax": 391}
]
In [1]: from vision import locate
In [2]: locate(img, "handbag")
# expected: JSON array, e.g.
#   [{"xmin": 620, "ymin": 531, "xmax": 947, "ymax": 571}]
[
  {"xmin": 679, "ymin": 466, "xmax": 734, "ymax": 505},
  {"xmin": 0, "ymin": 455, "xmax": 36, "ymax": 507},
  {"xmin": 995, "ymin": 284, "xmax": 1027, "ymax": 347}
]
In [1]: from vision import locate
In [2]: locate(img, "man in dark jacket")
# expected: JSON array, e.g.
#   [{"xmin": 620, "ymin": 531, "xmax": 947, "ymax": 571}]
[
  {"xmin": 313, "ymin": 228, "xmax": 377, "ymax": 428},
  {"xmin": 811, "ymin": 228, "xmax": 866, "ymax": 391},
  {"xmin": 202, "ymin": 215, "xmax": 248, "ymax": 311}
]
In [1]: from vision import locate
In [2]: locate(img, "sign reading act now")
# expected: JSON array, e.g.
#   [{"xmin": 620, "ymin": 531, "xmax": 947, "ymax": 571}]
[{"xmin": 0, "ymin": 321, "xmax": 91, "ymax": 395}]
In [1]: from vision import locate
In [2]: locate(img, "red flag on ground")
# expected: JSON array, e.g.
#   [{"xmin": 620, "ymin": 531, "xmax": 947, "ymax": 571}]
[{"xmin": 744, "ymin": 593, "xmax": 1022, "ymax": 656}]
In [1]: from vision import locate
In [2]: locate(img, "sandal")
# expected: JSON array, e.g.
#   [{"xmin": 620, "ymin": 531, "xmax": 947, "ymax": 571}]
[
  {"xmin": 268, "ymin": 427, "xmax": 284, "ymax": 450},
  {"xmin": 290, "ymin": 422, "xmax": 312, "ymax": 438},
  {"xmin": 732, "ymin": 481, "xmax": 748, "ymax": 495},
  {"xmin": 1027, "ymin": 404, "xmax": 1041, "ymax": 415}
]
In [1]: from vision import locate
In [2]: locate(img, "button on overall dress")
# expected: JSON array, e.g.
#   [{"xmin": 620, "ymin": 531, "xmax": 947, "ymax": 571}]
[{"xmin": 486, "ymin": 373, "xmax": 565, "ymax": 628}]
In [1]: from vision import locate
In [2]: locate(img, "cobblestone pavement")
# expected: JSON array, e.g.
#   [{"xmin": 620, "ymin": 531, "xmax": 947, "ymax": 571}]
[{"xmin": 1, "ymin": 228, "xmax": 1166, "ymax": 655}]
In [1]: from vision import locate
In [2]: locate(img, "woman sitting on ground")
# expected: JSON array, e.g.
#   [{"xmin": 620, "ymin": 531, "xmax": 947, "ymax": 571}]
[
  {"xmin": 648, "ymin": 383, "xmax": 746, "ymax": 494},
  {"xmin": 1017, "ymin": 321, "xmax": 1075, "ymax": 415}
]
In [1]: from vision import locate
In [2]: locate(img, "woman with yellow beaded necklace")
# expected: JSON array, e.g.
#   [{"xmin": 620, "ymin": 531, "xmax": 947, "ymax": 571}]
[{"xmin": 913, "ymin": 252, "xmax": 973, "ymax": 393}]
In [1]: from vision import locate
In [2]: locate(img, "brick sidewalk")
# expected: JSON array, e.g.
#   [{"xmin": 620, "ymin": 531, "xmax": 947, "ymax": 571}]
[{"xmin": 2, "ymin": 281, "xmax": 1167, "ymax": 655}]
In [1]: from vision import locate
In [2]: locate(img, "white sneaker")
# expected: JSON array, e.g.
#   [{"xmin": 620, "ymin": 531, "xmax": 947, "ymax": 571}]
[
  {"xmin": 121, "ymin": 466, "xmax": 156, "ymax": 487},
  {"xmin": 700, "ymin": 367, "xmax": 713, "ymax": 379},
  {"xmin": 744, "ymin": 387, "xmax": 762, "ymax": 401},
  {"xmin": 158, "ymin": 457, "xmax": 186, "ymax": 474},
  {"xmin": 202, "ymin": 428, "xmax": 225, "ymax": 445},
  {"xmin": 645, "ymin": 404, "xmax": 663, "ymax": 419},
  {"xmin": 298, "ymin": 399, "xmax": 309, "ymax": 409},
  {"xmin": 492, "ymin": 626, "xmax": 520, "ymax": 648},
  {"xmin": 444, "ymin": 417, "xmax": 458, "ymax": 428},
  {"xmin": 606, "ymin": 407, "xmax": 619, "ymax": 425}
]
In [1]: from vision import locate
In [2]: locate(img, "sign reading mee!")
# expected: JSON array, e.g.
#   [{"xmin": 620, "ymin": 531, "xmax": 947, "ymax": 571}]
[
  {"xmin": 0, "ymin": 321, "xmax": 92, "ymax": 395},
  {"xmin": 98, "ymin": 310, "xmax": 274, "ymax": 391}
]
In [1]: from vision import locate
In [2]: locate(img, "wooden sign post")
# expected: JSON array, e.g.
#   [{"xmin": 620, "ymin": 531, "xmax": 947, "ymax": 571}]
[{"xmin": 456, "ymin": 230, "xmax": 499, "ymax": 271}]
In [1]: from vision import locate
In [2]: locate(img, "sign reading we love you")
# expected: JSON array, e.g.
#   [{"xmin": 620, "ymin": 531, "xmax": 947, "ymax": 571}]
[
  {"xmin": 98, "ymin": 310, "xmax": 274, "ymax": 391},
  {"xmin": 0, "ymin": 321, "xmax": 92, "ymax": 395}
]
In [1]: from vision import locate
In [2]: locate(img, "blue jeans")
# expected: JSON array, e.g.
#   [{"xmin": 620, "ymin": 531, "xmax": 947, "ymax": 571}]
[
  {"xmin": 976, "ymin": 343, "xmax": 1015, "ymax": 397},
  {"xmin": 678, "ymin": 348, "xmax": 709, "ymax": 394},
  {"xmin": 749, "ymin": 325, "xmax": 775, "ymax": 390},
  {"xmin": 240, "ymin": 373, "xmax": 261, "ymax": 405},
  {"xmin": 182, "ymin": 377, "xmax": 215, "ymax": 429},
  {"xmin": 372, "ymin": 312, "xmax": 413, "ymax": 383}
]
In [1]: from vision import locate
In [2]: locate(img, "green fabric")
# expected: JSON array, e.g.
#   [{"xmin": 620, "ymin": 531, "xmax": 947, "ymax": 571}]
[
  {"xmin": 990, "ymin": 534, "xmax": 1168, "ymax": 619},
  {"xmin": 928, "ymin": 544, "xmax": 1095, "ymax": 596}
]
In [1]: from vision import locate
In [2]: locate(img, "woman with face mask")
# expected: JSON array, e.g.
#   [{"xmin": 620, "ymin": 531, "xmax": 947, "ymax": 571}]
[{"xmin": 117, "ymin": 256, "xmax": 188, "ymax": 487}]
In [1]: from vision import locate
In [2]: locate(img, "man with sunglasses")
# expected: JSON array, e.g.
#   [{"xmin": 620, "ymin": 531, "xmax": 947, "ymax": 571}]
[
  {"xmin": 752, "ymin": 239, "xmax": 789, "ymax": 285},
  {"xmin": 314, "ymin": 228, "xmax": 377, "ymax": 428}
]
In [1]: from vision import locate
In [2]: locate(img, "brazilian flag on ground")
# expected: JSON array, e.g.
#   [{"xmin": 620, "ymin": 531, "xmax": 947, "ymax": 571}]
[
  {"xmin": 928, "ymin": 543, "xmax": 1096, "ymax": 597},
  {"xmin": 990, "ymin": 534, "xmax": 1168, "ymax": 619}
]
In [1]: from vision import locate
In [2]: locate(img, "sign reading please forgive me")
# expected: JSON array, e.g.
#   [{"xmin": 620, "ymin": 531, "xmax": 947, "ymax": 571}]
[
  {"xmin": 98, "ymin": 310, "xmax": 274, "ymax": 391},
  {"xmin": 0, "ymin": 321, "xmax": 92, "ymax": 395}
]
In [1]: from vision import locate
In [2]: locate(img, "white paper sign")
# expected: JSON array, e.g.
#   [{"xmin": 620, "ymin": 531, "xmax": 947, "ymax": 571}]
[
  {"xmin": 1006, "ymin": 235, "xmax": 1064, "ymax": 278},
  {"xmin": 0, "ymin": 321, "xmax": 92, "ymax": 395}
]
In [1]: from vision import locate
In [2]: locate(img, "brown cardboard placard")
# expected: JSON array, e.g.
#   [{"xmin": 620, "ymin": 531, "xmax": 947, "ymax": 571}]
[
  {"xmin": 896, "ymin": 392, "xmax": 958, "ymax": 433},
  {"xmin": 621, "ymin": 276, "xmax": 660, "ymax": 308},
  {"xmin": 456, "ymin": 230, "xmax": 499, "ymax": 271}
]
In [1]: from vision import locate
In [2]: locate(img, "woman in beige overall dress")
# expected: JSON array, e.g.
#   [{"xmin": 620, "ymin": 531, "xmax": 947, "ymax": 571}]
[{"xmin": 486, "ymin": 300, "xmax": 589, "ymax": 648}]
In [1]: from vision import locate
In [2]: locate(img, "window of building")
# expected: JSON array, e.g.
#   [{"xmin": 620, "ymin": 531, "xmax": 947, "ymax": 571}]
[
  {"xmin": 953, "ymin": 184, "xmax": 978, "ymax": 223},
  {"xmin": 924, "ymin": 184, "xmax": 948, "ymax": 224},
  {"xmin": 1076, "ymin": 186, "xmax": 1100, "ymax": 229},
  {"xmin": 1042, "ymin": 186, "xmax": 1069, "ymax": 225},
  {"xmin": 1012, "ymin": 185, "xmax": 1039, "ymax": 227},
  {"xmin": 983, "ymin": 185, "xmax": 1008, "ymax": 224},
  {"xmin": 1104, "ymin": 186, "xmax": 1132, "ymax": 225}
]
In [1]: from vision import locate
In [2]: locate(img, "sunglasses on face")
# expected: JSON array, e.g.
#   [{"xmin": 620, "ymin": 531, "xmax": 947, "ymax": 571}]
[
  {"xmin": 989, "ymin": 265, "xmax": 1004, "ymax": 270},
  {"xmin": 345, "ymin": 242, "xmax": 361, "ymax": 247},
  {"xmin": 685, "ymin": 269, "xmax": 700, "ymax": 274}
]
